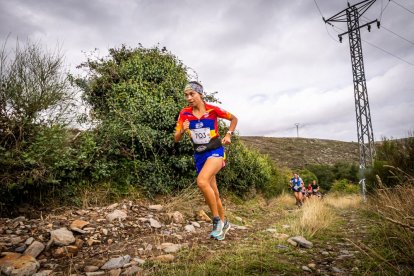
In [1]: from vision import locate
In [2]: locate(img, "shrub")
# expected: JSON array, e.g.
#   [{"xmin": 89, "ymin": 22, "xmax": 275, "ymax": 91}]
[
  {"xmin": 366, "ymin": 135, "xmax": 414, "ymax": 188},
  {"xmin": 218, "ymin": 137, "xmax": 289, "ymax": 197},
  {"xmin": 305, "ymin": 162, "xmax": 359, "ymax": 191},
  {"xmin": 0, "ymin": 41, "xmax": 77, "ymax": 213},
  {"xmin": 74, "ymin": 44, "xmax": 287, "ymax": 197},
  {"xmin": 330, "ymin": 179, "xmax": 360, "ymax": 194}
]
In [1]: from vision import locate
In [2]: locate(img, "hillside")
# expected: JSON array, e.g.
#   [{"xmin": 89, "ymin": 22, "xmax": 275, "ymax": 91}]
[{"xmin": 240, "ymin": 136, "xmax": 359, "ymax": 168}]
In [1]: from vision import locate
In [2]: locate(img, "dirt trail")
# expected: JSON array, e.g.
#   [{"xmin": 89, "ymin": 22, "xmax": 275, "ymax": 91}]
[{"xmin": 0, "ymin": 195, "xmax": 374, "ymax": 275}]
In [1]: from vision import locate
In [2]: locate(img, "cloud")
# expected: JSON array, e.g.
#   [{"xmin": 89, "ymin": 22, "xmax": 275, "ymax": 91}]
[{"xmin": 0, "ymin": 0, "xmax": 413, "ymax": 141}]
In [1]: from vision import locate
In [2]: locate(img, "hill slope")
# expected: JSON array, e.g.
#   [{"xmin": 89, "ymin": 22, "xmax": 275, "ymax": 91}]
[{"xmin": 240, "ymin": 136, "xmax": 359, "ymax": 168}]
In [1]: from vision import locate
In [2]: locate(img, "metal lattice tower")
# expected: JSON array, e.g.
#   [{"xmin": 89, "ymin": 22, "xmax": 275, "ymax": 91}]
[{"xmin": 325, "ymin": 0, "xmax": 378, "ymax": 198}]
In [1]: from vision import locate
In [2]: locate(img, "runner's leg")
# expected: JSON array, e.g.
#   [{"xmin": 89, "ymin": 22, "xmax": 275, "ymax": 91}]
[
  {"xmin": 210, "ymin": 175, "xmax": 224, "ymax": 221},
  {"xmin": 197, "ymin": 158, "xmax": 223, "ymax": 217}
]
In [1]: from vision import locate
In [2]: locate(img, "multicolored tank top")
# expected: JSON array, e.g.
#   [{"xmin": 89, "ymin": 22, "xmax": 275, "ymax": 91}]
[{"xmin": 176, "ymin": 103, "xmax": 233, "ymax": 145}]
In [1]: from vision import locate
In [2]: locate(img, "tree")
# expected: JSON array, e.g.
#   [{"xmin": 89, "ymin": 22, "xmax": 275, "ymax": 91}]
[{"xmin": 0, "ymin": 40, "xmax": 77, "ymax": 211}]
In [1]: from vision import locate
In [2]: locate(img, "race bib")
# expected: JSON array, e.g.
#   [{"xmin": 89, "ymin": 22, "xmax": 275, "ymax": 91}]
[{"xmin": 190, "ymin": 128, "xmax": 211, "ymax": 144}]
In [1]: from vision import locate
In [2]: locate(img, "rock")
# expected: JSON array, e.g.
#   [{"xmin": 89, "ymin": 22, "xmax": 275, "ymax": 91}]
[
  {"xmin": 122, "ymin": 265, "xmax": 143, "ymax": 275},
  {"xmin": 191, "ymin": 221, "xmax": 200, "ymax": 228},
  {"xmin": 52, "ymin": 245, "xmax": 78, "ymax": 258},
  {"xmin": 170, "ymin": 211, "xmax": 185, "ymax": 224},
  {"xmin": 276, "ymin": 244, "xmax": 288, "ymax": 249},
  {"xmin": 11, "ymin": 237, "xmax": 23, "ymax": 245},
  {"xmin": 148, "ymin": 205, "xmax": 163, "ymax": 211},
  {"xmin": 87, "ymin": 238, "xmax": 101, "ymax": 247},
  {"xmin": 75, "ymin": 209, "xmax": 87, "ymax": 216},
  {"xmin": 133, "ymin": 257, "xmax": 145, "ymax": 265},
  {"xmin": 106, "ymin": 203, "xmax": 119, "ymax": 210},
  {"xmin": 84, "ymin": 266, "xmax": 100, "ymax": 272},
  {"xmin": 25, "ymin": 237, "xmax": 34, "ymax": 246},
  {"xmin": 235, "ymin": 216, "xmax": 243, "ymax": 222},
  {"xmin": 15, "ymin": 244, "xmax": 27, "ymax": 253},
  {"xmin": 33, "ymin": 270, "xmax": 53, "ymax": 276},
  {"xmin": 50, "ymin": 228, "xmax": 75, "ymax": 246},
  {"xmin": 101, "ymin": 255, "xmax": 131, "ymax": 270},
  {"xmin": 109, "ymin": 268, "xmax": 122, "ymax": 276},
  {"xmin": 102, "ymin": 229, "xmax": 108, "ymax": 236},
  {"xmin": 162, "ymin": 244, "xmax": 187, "ymax": 253},
  {"xmin": 287, "ymin": 238, "xmax": 297, "ymax": 247},
  {"xmin": 106, "ymin": 210, "xmax": 127, "ymax": 222},
  {"xmin": 75, "ymin": 238, "xmax": 84, "ymax": 249},
  {"xmin": 302, "ymin": 266, "xmax": 312, "ymax": 272},
  {"xmin": 195, "ymin": 210, "xmax": 211, "ymax": 222},
  {"xmin": 290, "ymin": 236, "xmax": 313, "ymax": 248},
  {"xmin": 0, "ymin": 252, "xmax": 40, "ymax": 276},
  {"xmin": 149, "ymin": 218, "xmax": 162, "ymax": 228},
  {"xmin": 232, "ymin": 225, "xmax": 247, "ymax": 230},
  {"xmin": 308, "ymin": 263, "xmax": 316, "ymax": 269},
  {"xmin": 86, "ymin": 272, "xmax": 105, "ymax": 276},
  {"xmin": 184, "ymin": 225, "xmax": 195, "ymax": 232},
  {"xmin": 321, "ymin": 251, "xmax": 330, "ymax": 256},
  {"xmin": 331, "ymin": 267, "xmax": 343, "ymax": 273},
  {"xmin": 24, "ymin": 241, "xmax": 45, "ymax": 258},
  {"xmin": 151, "ymin": 254, "xmax": 175, "ymax": 263},
  {"xmin": 265, "ymin": 228, "xmax": 277, "ymax": 233},
  {"xmin": 70, "ymin": 219, "xmax": 89, "ymax": 230}
]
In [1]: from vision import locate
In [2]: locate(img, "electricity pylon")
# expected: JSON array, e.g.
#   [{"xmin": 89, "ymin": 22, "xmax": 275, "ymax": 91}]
[{"xmin": 324, "ymin": 0, "xmax": 379, "ymax": 199}]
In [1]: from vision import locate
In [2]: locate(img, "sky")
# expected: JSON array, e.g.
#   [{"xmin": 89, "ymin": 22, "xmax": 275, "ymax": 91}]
[{"xmin": 1, "ymin": 0, "xmax": 413, "ymax": 142}]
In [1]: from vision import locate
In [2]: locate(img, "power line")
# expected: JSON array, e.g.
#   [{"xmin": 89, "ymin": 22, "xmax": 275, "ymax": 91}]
[
  {"xmin": 332, "ymin": 25, "xmax": 414, "ymax": 67},
  {"xmin": 313, "ymin": 0, "xmax": 324, "ymax": 19},
  {"xmin": 361, "ymin": 15, "xmax": 414, "ymax": 46},
  {"xmin": 362, "ymin": 39, "xmax": 414, "ymax": 66},
  {"xmin": 380, "ymin": 0, "xmax": 391, "ymax": 20},
  {"xmin": 390, "ymin": 0, "xmax": 414, "ymax": 15}
]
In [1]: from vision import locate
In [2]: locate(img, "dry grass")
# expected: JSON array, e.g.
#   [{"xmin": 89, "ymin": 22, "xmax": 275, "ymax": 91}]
[
  {"xmin": 290, "ymin": 197, "xmax": 335, "ymax": 237},
  {"xmin": 324, "ymin": 194, "xmax": 362, "ymax": 209},
  {"xmin": 163, "ymin": 183, "xmax": 205, "ymax": 215},
  {"xmin": 372, "ymin": 183, "xmax": 414, "ymax": 232},
  {"xmin": 268, "ymin": 192, "xmax": 295, "ymax": 209}
]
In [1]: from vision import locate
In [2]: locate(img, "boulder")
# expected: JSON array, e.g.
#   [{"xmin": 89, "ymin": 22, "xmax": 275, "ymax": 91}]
[
  {"xmin": 50, "ymin": 228, "xmax": 75, "ymax": 246},
  {"xmin": 0, "ymin": 252, "xmax": 40, "ymax": 276}
]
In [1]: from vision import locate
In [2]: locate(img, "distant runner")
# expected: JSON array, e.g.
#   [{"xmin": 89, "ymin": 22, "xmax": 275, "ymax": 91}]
[
  {"xmin": 311, "ymin": 180, "xmax": 320, "ymax": 196},
  {"xmin": 174, "ymin": 81, "xmax": 238, "ymax": 241},
  {"xmin": 290, "ymin": 173, "xmax": 304, "ymax": 207}
]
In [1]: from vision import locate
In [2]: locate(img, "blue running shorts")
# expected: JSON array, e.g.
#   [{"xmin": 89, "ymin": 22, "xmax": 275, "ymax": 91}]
[{"xmin": 194, "ymin": 146, "xmax": 225, "ymax": 174}]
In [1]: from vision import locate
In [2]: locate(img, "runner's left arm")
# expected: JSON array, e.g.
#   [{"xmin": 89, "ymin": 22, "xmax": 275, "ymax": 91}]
[{"xmin": 214, "ymin": 106, "xmax": 238, "ymax": 145}]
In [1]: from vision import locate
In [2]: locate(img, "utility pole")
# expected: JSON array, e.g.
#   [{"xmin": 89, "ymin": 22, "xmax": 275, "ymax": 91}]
[
  {"xmin": 295, "ymin": 123, "xmax": 300, "ymax": 138},
  {"xmin": 324, "ymin": 0, "xmax": 379, "ymax": 200}
]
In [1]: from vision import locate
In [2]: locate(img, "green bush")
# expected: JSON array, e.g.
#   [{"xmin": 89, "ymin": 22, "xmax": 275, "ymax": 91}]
[
  {"xmin": 0, "ymin": 41, "xmax": 77, "ymax": 213},
  {"xmin": 218, "ymin": 137, "xmax": 289, "ymax": 197},
  {"xmin": 330, "ymin": 179, "xmax": 360, "ymax": 194},
  {"xmin": 305, "ymin": 162, "xmax": 359, "ymax": 191},
  {"xmin": 366, "ymin": 135, "xmax": 414, "ymax": 188},
  {"xmin": 297, "ymin": 169, "xmax": 317, "ymax": 186},
  {"xmin": 74, "ymin": 44, "xmax": 287, "ymax": 197}
]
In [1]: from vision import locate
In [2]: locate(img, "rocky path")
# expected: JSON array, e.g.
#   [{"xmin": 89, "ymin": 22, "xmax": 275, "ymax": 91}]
[{"xmin": 0, "ymin": 197, "xmax": 373, "ymax": 275}]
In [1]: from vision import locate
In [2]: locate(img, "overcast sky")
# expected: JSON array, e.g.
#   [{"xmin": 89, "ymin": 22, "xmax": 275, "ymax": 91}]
[{"xmin": 1, "ymin": 0, "xmax": 413, "ymax": 141}]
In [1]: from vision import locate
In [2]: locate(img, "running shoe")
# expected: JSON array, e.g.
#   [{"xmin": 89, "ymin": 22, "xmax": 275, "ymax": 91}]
[
  {"xmin": 215, "ymin": 220, "xmax": 231, "ymax": 241},
  {"xmin": 210, "ymin": 217, "xmax": 223, "ymax": 238}
]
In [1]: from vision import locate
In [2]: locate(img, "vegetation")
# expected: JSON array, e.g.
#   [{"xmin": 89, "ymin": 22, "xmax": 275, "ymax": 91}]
[
  {"xmin": 305, "ymin": 162, "xmax": 359, "ymax": 191},
  {"xmin": 366, "ymin": 135, "xmax": 414, "ymax": 189},
  {"xmin": 330, "ymin": 179, "xmax": 360, "ymax": 194},
  {"xmin": 0, "ymin": 41, "xmax": 78, "ymax": 212},
  {"xmin": 0, "ymin": 42, "xmax": 287, "ymax": 214}
]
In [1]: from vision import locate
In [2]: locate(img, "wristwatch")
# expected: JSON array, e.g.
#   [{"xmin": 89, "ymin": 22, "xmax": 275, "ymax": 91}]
[{"xmin": 226, "ymin": 130, "xmax": 233, "ymax": 135}]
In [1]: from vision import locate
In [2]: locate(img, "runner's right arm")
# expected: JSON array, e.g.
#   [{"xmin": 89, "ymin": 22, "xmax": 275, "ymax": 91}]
[{"xmin": 174, "ymin": 119, "xmax": 190, "ymax": 143}]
